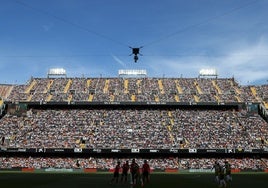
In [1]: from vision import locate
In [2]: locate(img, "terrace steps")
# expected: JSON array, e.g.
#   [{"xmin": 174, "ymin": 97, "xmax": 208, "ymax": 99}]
[
  {"xmin": 175, "ymin": 80, "xmax": 183, "ymax": 94},
  {"xmin": 250, "ymin": 86, "xmax": 257, "ymax": 96},
  {"xmin": 212, "ymin": 80, "xmax": 222, "ymax": 94},
  {"xmin": 155, "ymin": 95, "xmax": 160, "ymax": 102},
  {"xmin": 194, "ymin": 95, "xmax": 199, "ymax": 102},
  {"xmin": 103, "ymin": 79, "xmax": 109, "ymax": 93},
  {"xmin": 64, "ymin": 79, "xmax": 72, "ymax": 93},
  {"xmin": 124, "ymin": 79, "xmax": 129, "ymax": 94},
  {"xmin": 0, "ymin": 98, "xmax": 3, "ymax": 107},
  {"xmin": 110, "ymin": 94, "xmax": 114, "ymax": 102},
  {"xmin": 195, "ymin": 81, "xmax": 203, "ymax": 94},
  {"xmin": 234, "ymin": 86, "xmax": 241, "ymax": 95},
  {"xmin": 166, "ymin": 111, "xmax": 175, "ymax": 145},
  {"xmin": 27, "ymin": 94, "xmax": 33, "ymax": 102},
  {"xmin": 250, "ymin": 86, "xmax": 261, "ymax": 102},
  {"xmin": 158, "ymin": 79, "xmax": 165, "ymax": 94},
  {"xmin": 46, "ymin": 94, "xmax": 53, "ymax": 102},
  {"xmin": 175, "ymin": 95, "xmax": 179, "ymax": 102},
  {"xmin": 264, "ymin": 101, "xmax": 268, "ymax": 109},
  {"xmin": 25, "ymin": 79, "xmax": 37, "ymax": 94},
  {"xmin": 86, "ymin": 79, "xmax": 91, "ymax": 87},
  {"xmin": 137, "ymin": 79, "xmax": 142, "ymax": 94},
  {"xmin": 45, "ymin": 80, "xmax": 54, "ymax": 93},
  {"xmin": 235, "ymin": 96, "xmax": 242, "ymax": 102},
  {"xmin": 214, "ymin": 95, "xmax": 221, "ymax": 102},
  {"xmin": 88, "ymin": 94, "xmax": 94, "ymax": 102},
  {"xmin": 131, "ymin": 94, "xmax": 136, "ymax": 102},
  {"xmin": 67, "ymin": 94, "xmax": 72, "ymax": 103}
]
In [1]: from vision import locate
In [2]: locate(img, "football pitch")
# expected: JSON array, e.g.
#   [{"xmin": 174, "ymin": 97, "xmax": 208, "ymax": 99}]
[{"xmin": 0, "ymin": 172, "xmax": 267, "ymax": 188}]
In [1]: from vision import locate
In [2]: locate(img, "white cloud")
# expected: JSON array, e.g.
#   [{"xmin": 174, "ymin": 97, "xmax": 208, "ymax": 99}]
[
  {"xmin": 217, "ymin": 40, "xmax": 268, "ymax": 84},
  {"xmin": 111, "ymin": 54, "xmax": 127, "ymax": 68},
  {"xmin": 144, "ymin": 39, "xmax": 268, "ymax": 85}
]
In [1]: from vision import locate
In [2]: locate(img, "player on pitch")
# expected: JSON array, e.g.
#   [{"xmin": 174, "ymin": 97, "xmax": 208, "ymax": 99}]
[
  {"xmin": 121, "ymin": 160, "xmax": 130, "ymax": 183},
  {"xmin": 142, "ymin": 160, "xmax": 150, "ymax": 184}
]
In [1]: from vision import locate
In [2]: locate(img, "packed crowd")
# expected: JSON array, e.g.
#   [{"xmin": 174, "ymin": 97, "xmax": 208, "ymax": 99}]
[
  {"xmin": 0, "ymin": 108, "xmax": 267, "ymax": 149},
  {"xmin": 0, "ymin": 84, "xmax": 13, "ymax": 99},
  {"xmin": 1, "ymin": 77, "xmax": 267, "ymax": 103},
  {"xmin": 171, "ymin": 109, "xmax": 268, "ymax": 149},
  {"xmin": 0, "ymin": 157, "xmax": 177, "ymax": 169},
  {"xmin": 0, "ymin": 157, "xmax": 266, "ymax": 170},
  {"xmin": 0, "ymin": 108, "xmax": 171, "ymax": 148},
  {"xmin": 255, "ymin": 85, "xmax": 268, "ymax": 102},
  {"xmin": 178, "ymin": 158, "xmax": 267, "ymax": 170}
]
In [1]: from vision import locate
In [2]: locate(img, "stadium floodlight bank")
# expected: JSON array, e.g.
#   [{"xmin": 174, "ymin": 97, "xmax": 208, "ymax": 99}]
[
  {"xmin": 199, "ymin": 68, "xmax": 218, "ymax": 78},
  {"xmin": 118, "ymin": 69, "xmax": 147, "ymax": 77},
  {"xmin": 47, "ymin": 68, "xmax": 67, "ymax": 78}
]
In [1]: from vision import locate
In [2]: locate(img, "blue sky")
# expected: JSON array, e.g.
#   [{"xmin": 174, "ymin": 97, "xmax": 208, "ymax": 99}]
[{"xmin": 0, "ymin": 0, "xmax": 267, "ymax": 85}]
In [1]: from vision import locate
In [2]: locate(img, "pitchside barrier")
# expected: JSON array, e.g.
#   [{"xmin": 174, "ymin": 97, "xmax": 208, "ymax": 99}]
[
  {"xmin": 1, "ymin": 168, "xmax": 268, "ymax": 173},
  {"xmin": 2, "ymin": 148, "xmax": 267, "ymax": 154}
]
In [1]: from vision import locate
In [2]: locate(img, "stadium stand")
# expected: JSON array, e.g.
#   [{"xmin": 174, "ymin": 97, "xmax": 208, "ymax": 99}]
[
  {"xmin": 0, "ymin": 76, "xmax": 267, "ymax": 171},
  {"xmin": 0, "ymin": 157, "xmax": 267, "ymax": 172},
  {"xmin": 0, "ymin": 107, "xmax": 266, "ymax": 149},
  {"xmin": 3, "ymin": 77, "xmax": 267, "ymax": 104}
]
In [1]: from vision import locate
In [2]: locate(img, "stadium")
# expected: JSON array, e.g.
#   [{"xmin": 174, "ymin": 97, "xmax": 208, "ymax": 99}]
[
  {"xmin": 1, "ymin": 0, "xmax": 268, "ymax": 187},
  {"xmin": 0, "ymin": 68, "xmax": 267, "ymax": 187}
]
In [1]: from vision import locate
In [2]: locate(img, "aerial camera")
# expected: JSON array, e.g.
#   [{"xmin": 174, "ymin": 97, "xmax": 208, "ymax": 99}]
[{"xmin": 129, "ymin": 47, "xmax": 143, "ymax": 63}]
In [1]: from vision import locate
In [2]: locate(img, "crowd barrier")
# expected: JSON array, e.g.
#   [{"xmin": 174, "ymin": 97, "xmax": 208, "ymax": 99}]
[{"xmin": 1, "ymin": 168, "xmax": 267, "ymax": 173}]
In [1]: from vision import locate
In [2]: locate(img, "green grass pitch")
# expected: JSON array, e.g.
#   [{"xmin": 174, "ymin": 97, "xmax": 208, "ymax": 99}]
[{"xmin": 0, "ymin": 172, "xmax": 267, "ymax": 188}]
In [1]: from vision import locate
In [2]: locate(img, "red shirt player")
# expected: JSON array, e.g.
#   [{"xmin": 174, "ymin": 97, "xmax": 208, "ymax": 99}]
[
  {"xmin": 130, "ymin": 159, "xmax": 140, "ymax": 185},
  {"xmin": 110, "ymin": 161, "xmax": 121, "ymax": 184},
  {"xmin": 121, "ymin": 160, "xmax": 130, "ymax": 183},
  {"xmin": 142, "ymin": 160, "xmax": 150, "ymax": 183}
]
